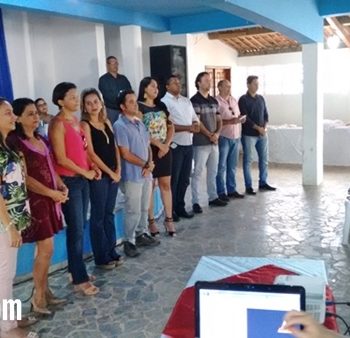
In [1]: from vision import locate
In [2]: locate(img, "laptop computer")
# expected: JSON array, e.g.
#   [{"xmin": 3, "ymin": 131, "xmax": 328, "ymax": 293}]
[
  {"xmin": 274, "ymin": 275, "xmax": 326, "ymax": 323},
  {"xmin": 195, "ymin": 281, "xmax": 306, "ymax": 338}
]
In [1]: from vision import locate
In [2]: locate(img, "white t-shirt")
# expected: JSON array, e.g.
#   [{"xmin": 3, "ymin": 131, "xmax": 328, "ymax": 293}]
[{"xmin": 161, "ymin": 92, "xmax": 199, "ymax": 146}]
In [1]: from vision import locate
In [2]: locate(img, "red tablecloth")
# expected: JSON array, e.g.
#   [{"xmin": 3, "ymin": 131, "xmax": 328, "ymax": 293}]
[{"xmin": 162, "ymin": 264, "xmax": 338, "ymax": 338}]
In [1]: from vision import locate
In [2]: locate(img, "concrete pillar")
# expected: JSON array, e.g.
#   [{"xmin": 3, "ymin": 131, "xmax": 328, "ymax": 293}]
[
  {"xmin": 120, "ymin": 25, "xmax": 143, "ymax": 90},
  {"xmin": 95, "ymin": 24, "xmax": 106, "ymax": 77},
  {"xmin": 302, "ymin": 43, "xmax": 324, "ymax": 185}
]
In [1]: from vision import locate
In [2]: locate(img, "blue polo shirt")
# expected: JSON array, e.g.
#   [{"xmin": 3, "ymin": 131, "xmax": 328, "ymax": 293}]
[{"xmin": 113, "ymin": 115, "xmax": 150, "ymax": 182}]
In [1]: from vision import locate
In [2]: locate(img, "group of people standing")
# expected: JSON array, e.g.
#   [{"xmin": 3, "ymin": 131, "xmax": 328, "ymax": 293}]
[{"xmin": 0, "ymin": 55, "xmax": 276, "ymax": 338}]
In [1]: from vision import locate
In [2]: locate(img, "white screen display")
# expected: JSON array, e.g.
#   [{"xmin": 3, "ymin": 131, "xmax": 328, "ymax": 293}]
[{"xmin": 199, "ymin": 289, "xmax": 301, "ymax": 338}]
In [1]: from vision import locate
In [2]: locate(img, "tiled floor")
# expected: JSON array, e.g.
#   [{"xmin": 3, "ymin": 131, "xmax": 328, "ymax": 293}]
[{"xmin": 14, "ymin": 164, "xmax": 350, "ymax": 337}]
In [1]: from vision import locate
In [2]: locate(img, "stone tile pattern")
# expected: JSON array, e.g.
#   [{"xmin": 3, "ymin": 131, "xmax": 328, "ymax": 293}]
[{"xmin": 14, "ymin": 165, "xmax": 350, "ymax": 337}]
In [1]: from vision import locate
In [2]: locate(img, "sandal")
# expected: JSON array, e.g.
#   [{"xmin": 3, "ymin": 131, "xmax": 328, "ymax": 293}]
[
  {"xmin": 148, "ymin": 218, "xmax": 160, "ymax": 237},
  {"xmin": 74, "ymin": 282, "xmax": 99, "ymax": 296},
  {"xmin": 46, "ymin": 288, "xmax": 67, "ymax": 306},
  {"xmin": 68, "ymin": 273, "xmax": 96, "ymax": 284},
  {"xmin": 17, "ymin": 316, "xmax": 39, "ymax": 328},
  {"xmin": 164, "ymin": 217, "xmax": 176, "ymax": 237}
]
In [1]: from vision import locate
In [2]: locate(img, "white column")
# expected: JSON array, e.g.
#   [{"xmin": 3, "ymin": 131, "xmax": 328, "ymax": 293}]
[
  {"xmin": 120, "ymin": 25, "xmax": 143, "ymax": 90},
  {"xmin": 95, "ymin": 24, "xmax": 106, "ymax": 77},
  {"xmin": 302, "ymin": 43, "xmax": 324, "ymax": 186}
]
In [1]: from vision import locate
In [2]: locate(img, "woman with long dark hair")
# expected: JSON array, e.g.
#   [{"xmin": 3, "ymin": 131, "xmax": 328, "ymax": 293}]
[
  {"xmin": 137, "ymin": 77, "xmax": 176, "ymax": 236},
  {"xmin": 9, "ymin": 98, "xmax": 68, "ymax": 314},
  {"xmin": 0, "ymin": 98, "xmax": 38, "ymax": 338},
  {"xmin": 49, "ymin": 82, "xmax": 100, "ymax": 296},
  {"xmin": 80, "ymin": 88, "xmax": 123, "ymax": 269}
]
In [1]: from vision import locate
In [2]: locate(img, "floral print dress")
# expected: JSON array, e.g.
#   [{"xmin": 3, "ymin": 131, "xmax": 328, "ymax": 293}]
[{"xmin": 0, "ymin": 148, "xmax": 31, "ymax": 233}]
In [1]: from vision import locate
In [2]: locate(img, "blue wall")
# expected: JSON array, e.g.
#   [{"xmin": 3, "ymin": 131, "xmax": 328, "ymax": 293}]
[{"xmin": 16, "ymin": 189, "xmax": 163, "ymax": 277}]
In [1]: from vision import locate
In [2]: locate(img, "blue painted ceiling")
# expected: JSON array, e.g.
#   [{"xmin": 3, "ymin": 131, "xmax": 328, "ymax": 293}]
[{"xmin": 0, "ymin": 0, "xmax": 349, "ymax": 43}]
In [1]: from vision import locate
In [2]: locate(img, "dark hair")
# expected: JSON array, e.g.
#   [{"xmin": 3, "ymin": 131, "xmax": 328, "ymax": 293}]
[
  {"xmin": 106, "ymin": 56, "xmax": 117, "ymax": 63},
  {"xmin": 137, "ymin": 77, "xmax": 160, "ymax": 104},
  {"xmin": 0, "ymin": 97, "xmax": 19, "ymax": 157},
  {"xmin": 166, "ymin": 74, "xmax": 179, "ymax": 86},
  {"xmin": 80, "ymin": 88, "xmax": 106, "ymax": 122},
  {"xmin": 12, "ymin": 97, "xmax": 39, "ymax": 140},
  {"xmin": 195, "ymin": 72, "xmax": 209, "ymax": 90},
  {"xmin": 52, "ymin": 82, "xmax": 76, "ymax": 108},
  {"xmin": 0, "ymin": 97, "xmax": 10, "ymax": 150},
  {"xmin": 247, "ymin": 75, "xmax": 258, "ymax": 84},
  {"xmin": 34, "ymin": 97, "xmax": 45, "ymax": 105},
  {"xmin": 118, "ymin": 89, "xmax": 135, "ymax": 109}
]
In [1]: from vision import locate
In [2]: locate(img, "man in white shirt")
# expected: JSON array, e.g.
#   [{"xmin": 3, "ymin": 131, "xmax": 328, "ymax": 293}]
[{"xmin": 161, "ymin": 75, "xmax": 200, "ymax": 221}]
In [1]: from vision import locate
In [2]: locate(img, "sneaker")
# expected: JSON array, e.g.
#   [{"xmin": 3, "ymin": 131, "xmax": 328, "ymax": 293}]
[
  {"xmin": 259, "ymin": 183, "xmax": 277, "ymax": 191},
  {"xmin": 209, "ymin": 198, "xmax": 227, "ymax": 207},
  {"xmin": 192, "ymin": 203, "xmax": 203, "ymax": 214},
  {"xmin": 124, "ymin": 241, "xmax": 140, "ymax": 257},
  {"xmin": 218, "ymin": 194, "xmax": 230, "ymax": 202},
  {"xmin": 245, "ymin": 187, "xmax": 256, "ymax": 195},
  {"xmin": 136, "ymin": 233, "xmax": 160, "ymax": 247},
  {"xmin": 227, "ymin": 191, "xmax": 245, "ymax": 199}
]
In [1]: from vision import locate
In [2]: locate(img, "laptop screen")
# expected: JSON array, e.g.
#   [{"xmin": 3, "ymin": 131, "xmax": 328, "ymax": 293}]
[{"xmin": 195, "ymin": 282, "xmax": 305, "ymax": 338}]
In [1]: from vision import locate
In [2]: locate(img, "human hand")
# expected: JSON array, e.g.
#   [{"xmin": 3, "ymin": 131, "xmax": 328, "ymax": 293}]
[
  {"xmin": 110, "ymin": 170, "xmax": 121, "ymax": 183},
  {"xmin": 238, "ymin": 115, "xmax": 246, "ymax": 124},
  {"xmin": 49, "ymin": 189, "xmax": 69, "ymax": 203},
  {"xmin": 209, "ymin": 133, "xmax": 219, "ymax": 144},
  {"xmin": 8, "ymin": 227, "xmax": 22, "ymax": 248},
  {"xmin": 83, "ymin": 170, "xmax": 96, "ymax": 180},
  {"xmin": 158, "ymin": 144, "xmax": 169, "ymax": 158},
  {"xmin": 282, "ymin": 311, "xmax": 341, "ymax": 338},
  {"xmin": 190, "ymin": 123, "xmax": 200, "ymax": 133},
  {"xmin": 94, "ymin": 168, "xmax": 102, "ymax": 180}
]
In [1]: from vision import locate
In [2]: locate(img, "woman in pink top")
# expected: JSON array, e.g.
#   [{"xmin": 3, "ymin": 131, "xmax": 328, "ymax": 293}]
[{"xmin": 49, "ymin": 82, "xmax": 101, "ymax": 296}]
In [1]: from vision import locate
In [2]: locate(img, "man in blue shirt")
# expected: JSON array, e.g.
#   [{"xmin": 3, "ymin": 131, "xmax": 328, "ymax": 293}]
[
  {"xmin": 238, "ymin": 75, "xmax": 276, "ymax": 195},
  {"xmin": 114, "ymin": 89, "xmax": 159, "ymax": 258},
  {"xmin": 99, "ymin": 56, "xmax": 132, "ymax": 125}
]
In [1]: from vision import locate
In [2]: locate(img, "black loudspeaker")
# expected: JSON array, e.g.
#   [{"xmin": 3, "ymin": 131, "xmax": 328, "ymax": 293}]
[{"xmin": 150, "ymin": 45, "xmax": 187, "ymax": 98}]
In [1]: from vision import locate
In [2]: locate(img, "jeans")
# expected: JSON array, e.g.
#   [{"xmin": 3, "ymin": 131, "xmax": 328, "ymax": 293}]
[
  {"xmin": 106, "ymin": 107, "xmax": 120, "ymax": 125},
  {"xmin": 241, "ymin": 135, "xmax": 268, "ymax": 189},
  {"xmin": 120, "ymin": 180, "xmax": 152, "ymax": 244},
  {"xmin": 89, "ymin": 177, "xmax": 119, "ymax": 265},
  {"xmin": 191, "ymin": 144, "xmax": 219, "ymax": 204},
  {"xmin": 0, "ymin": 233, "xmax": 18, "ymax": 332},
  {"xmin": 171, "ymin": 145, "xmax": 193, "ymax": 213},
  {"xmin": 216, "ymin": 136, "xmax": 240, "ymax": 195},
  {"xmin": 61, "ymin": 176, "xmax": 90, "ymax": 285}
]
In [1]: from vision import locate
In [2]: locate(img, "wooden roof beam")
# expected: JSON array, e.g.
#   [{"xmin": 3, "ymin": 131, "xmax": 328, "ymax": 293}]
[
  {"xmin": 208, "ymin": 27, "xmax": 273, "ymax": 40},
  {"xmin": 325, "ymin": 17, "xmax": 350, "ymax": 48}
]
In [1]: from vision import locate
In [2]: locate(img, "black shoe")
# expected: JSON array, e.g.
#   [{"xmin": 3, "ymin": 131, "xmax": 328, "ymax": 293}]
[
  {"xmin": 209, "ymin": 198, "xmax": 228, "ymax": 207},
  {"xmin": 176, "ymin": 209, "xmax": 194, "ymax": 219},
  {"xmin": 172, "ymin": 212, "xmax": 180, "ymax": 222},
  {"xmin": 259, "ymin": 184, "xmax": 276, "ymax": 191},
  {"xmin": 136, "ymin": 233, "xmax": 160, "ymax": 247},
  {"xmin": 228, "ymin": 191, "xmax": 245, "ymax": 199},
  {"xmin": 192, "ymin": 203, "xmax": 203, "ymax": 214},
  {"xmin": 124, "ymin": 241, "xmax": 140, "ymax": 258},
  {"xmin": 245, "ymin": 187, "xmax": 256, "ymax": 195},
  {"xmin": 218, "ymin": 194, "xmax": 230, "ymax": 202}
]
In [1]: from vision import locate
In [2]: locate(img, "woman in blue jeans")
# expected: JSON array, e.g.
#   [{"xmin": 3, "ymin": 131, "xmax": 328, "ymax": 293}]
[
  {"xmin": 49, "ymin": 82, "xmax": 101, "ymax": 296},
  {"xmin": 80, "ymin": 88, "xmax": 123, "ymax": 269}
]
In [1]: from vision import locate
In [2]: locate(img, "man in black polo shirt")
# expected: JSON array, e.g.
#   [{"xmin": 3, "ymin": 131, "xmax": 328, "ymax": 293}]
[
  {"xmin": 98, "ymin": 56, "xmax": 132, "ymax": 124},
  {"xmin": 238, "ymin": 75, "xmax": 276, "ymax": 195},
  {"xmin": 190, "ymin": 72, "xmax": 227, "ymax": 213}
]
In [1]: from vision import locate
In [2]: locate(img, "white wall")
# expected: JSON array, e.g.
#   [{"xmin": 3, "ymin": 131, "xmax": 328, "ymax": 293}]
[
  {"xmin": 237, "ymin": 49, "xmax": 350, "ymax": 126},
  {"xmin": 187, "ymin": 34, "xmax": 238, "ymax": 97},
  {"xmin": 3, "ymin": 9, "xmax": 105, "ymax": 114}
]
